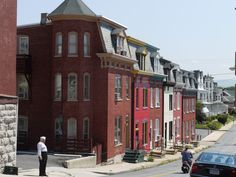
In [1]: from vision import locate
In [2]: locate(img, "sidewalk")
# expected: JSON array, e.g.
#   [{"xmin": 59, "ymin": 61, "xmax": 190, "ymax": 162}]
[{"xmin": 3, "ymin": 122, "xmax": 234, "ymax": 177}]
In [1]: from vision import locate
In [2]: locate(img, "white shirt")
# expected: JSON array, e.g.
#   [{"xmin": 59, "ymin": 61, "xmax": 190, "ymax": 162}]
[{"xmin": 37, "ymin": 141, "xmax": 47, "ymax": 156}]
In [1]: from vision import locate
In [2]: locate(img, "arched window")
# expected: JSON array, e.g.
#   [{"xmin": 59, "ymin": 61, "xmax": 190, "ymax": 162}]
[
  {"xmin": 68, "ymin": 31, "xmax": 78, "ymax": 56},
  {"xmin": 17, "ymin": 74, "xmax": 29, "ymax": 100},
  {"xmin": 67, "ymin": 73, "xmax": 77, "ymax": 101},
  {"xmin": 83, "ymin": 32, "xmax": 90, "ymax": 57},
  {"xmin": 83, "ymin": 73, "xmax": 90, "ymax": 100},
  {"xmin": 55, "ymin": 115, "xmax": 63, "ymax": 138},
  {"xmin": 67, "ymin": 118, "xmax": 77, "ymax": 138},
  {"xmin": 55, "ymin": 32, "xmax": 62, "ymax": 56},
  {"xmin": 83, "ymin": 117, "xmax": 89, "ymax": 139}
]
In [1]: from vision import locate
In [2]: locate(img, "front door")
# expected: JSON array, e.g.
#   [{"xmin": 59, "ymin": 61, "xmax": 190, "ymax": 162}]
[
  {"xmin": 125, "ymin": 116, "xmax": 130, "ymax": 149},
  {"xmin": 135, "ymin": 122, "xmax": 139, "ymax": 149},
  {"xmin": 17, "ymin": 116, "xmax": 28, "ymax": 150},
  {"xmin": 165, "ymin": 122, "xmax": 167, "ymax": 148}
]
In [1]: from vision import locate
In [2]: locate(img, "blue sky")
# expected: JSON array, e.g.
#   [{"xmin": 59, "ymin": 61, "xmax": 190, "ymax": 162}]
[{"xmin": 17, "ymin": 0, "xmax": 236, "ymax": 82}]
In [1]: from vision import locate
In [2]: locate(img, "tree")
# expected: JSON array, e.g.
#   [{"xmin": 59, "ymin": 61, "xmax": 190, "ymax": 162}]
[{"xmin": 196, "ymin": 101, "xmax": 206, "ymax": 123}]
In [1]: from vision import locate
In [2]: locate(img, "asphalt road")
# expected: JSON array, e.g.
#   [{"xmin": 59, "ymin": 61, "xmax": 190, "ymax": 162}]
[{"xmin": 113, "ymin": 124, "xmax": 236, "ymax": 177}]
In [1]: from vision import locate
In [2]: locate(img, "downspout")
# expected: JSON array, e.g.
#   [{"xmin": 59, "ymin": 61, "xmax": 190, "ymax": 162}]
[
  {"xmin": 161, "ymin": 83, "xmax": 165, "ymax": 150},
  {"xmin": 181, "ymin": 90, "xmax": 184, "ymax": 144},
  {"xmin": 131, "ymin": 74, "xmax": 136, "ymax": 150}
]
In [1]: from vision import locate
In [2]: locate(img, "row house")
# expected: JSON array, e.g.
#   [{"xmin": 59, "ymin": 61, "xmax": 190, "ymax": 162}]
[
  {"xmin": 17, "ymin": 0, "xmax": 136, "ymax": 162},
  {"xmin": 127, "ymin": 37, "xmax": 165, "ymax": 151},
  {"xmin": 0, "ymin": 0, "xmax": 18, "ymax": 170},
  {"xmin": 15, "ymin": 0, "xmax": 199, "ymax": 162},
  {"xmin": 160, "ymin": 59, "xmax": 176, "ymax": 148},
  {"xmin": 182, "ymin": 70, "xmax": 197, "ymax": 144},
  {"xmin": 194, "ymin": 71, "xmax": 228, "ymax": 116}
]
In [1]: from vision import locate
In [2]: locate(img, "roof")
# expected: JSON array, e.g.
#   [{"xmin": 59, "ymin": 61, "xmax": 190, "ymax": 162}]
[{"xmin": 49, "ymin": 0, "xmax": 96, "ymax": 17}]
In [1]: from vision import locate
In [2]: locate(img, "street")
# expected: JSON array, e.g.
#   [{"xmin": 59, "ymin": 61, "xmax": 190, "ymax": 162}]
[{"xmin": 112, "ymin": 123, "xmax": 236, "ymax": 177}]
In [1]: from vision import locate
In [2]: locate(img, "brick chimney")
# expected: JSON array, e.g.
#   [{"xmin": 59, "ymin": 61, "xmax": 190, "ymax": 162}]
[{"xmin": 40, "ymin": 13, "xmax": 48, "ymax": 25}]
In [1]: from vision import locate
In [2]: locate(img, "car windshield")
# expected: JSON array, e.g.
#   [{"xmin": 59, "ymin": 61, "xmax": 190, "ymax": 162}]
[{"xmin": 197, "ymin": 152, "xmax": 236, "ymax": 166}]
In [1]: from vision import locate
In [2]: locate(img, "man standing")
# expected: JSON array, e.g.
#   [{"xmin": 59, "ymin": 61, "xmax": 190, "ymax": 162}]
[{"xmin": 37, "ymin": 136, "xmax": 48, "ymax": 176}]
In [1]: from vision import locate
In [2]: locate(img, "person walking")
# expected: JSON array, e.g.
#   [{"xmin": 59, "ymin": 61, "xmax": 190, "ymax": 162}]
[{"xmin": 37, "ymin": 136, "xmax": 48, "ymax": 176}]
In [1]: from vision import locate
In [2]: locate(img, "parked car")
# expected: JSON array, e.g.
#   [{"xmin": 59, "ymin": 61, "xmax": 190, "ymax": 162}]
[{"xmin": 190, "ymin": 151, "xmax": 236, "ymax": 177}]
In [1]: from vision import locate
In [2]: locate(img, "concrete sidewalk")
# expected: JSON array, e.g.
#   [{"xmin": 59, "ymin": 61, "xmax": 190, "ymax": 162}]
[{"xmin": 3, "ymin": 122, "xmax": 234, "ymax": 177}]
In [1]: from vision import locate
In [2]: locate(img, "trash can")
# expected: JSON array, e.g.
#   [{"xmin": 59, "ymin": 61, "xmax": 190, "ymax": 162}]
[{"xmin": 3, "ymin": 166, "xmax": 18, "ymax": 175}]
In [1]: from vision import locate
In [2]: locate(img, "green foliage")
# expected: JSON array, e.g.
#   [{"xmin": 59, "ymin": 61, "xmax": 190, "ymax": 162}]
[
  {"xmin": 229, "ymin": 107, "xmax": 236, "ymax": 116},
  {"xmin": 206, "ymin": 115, "xmax": 218, "ymax": 122},
  {"xmin": 147, "ymin": 155, "xmax": 154, "ymax": 162},
  {"xmin": 217, "ymin": 114, "xmax": 228, "ymax": 125},
  {"xmin": 207, "ymin": 121, "xmax": 222, "ymax": 130},
  {"xmin": 195, "ymin": 123, "xmax": 209, "ymax": 129},
  {"xmin": 196, "ymin": 101, "xmax": 207, "ymax": 123}
]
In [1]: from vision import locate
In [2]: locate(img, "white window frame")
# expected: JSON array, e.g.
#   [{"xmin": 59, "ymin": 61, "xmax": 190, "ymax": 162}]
[
  {"xmin": 83, "ymin": 73, "xmax": 90, "ymax": 101},
  {"xmin": 114, "ymin": 116, "xmax": 122, "ymax": 145},
  {"xmin": 83, "ymin": 32, "xmax": 90, "ymax": 57},
  {"xmin": 125, "ymin": 77, "xmax": 129, "ymax": 99},
  {"xmin": 177, "ymin": 92, "xmax": 180, "ymax": 110},
  {"xmin": 143, "ymin": 88, "xmax": 148, "ymax": 108},
  {"xmin": 83, "ymin": 117, "xmax": 89, "ymax": 139},
  {"xmin": 142, "ymin": 121, "xmax": 148, "ymax": 145},
  {"xmin": 17, "ymin": 74, "xmax": 29, "ymax": 100},
  {"xmin": 18, "ymin": 36, "xmax": 29, "ymax": 55},
  {"xmin": 154, "ymin": 118, "xmax": 160, "ymax": 142},
  {"xmin": 155, "ymin": 88, "xmax": 160, "ymax": 107},
  {"xmin": 68, "ymin": 31, "xmax": 78, "ymax": 56},
  {"xmin": 115, "ymin": 74, "xmax": 122, "ymax": 100},
  {"xmin": 191, "ymin": 120, "xmax": 195, "ymax": 135},
  {"xmin": 67, "ymin": 118, "xmax": 77, "ymax": 139},
  {"xmin": 67, "ymin": 73, "xmax": 77, "ymax": 101},
  {"xmin": 54, "ymin": 73, "xmax": 62, "ymax": 101},
  {"xmin": 150, "ymin": 88, "xmax": 153, "ymax": 108},
  {"xmin": 55, "ymin": 32, "xmax": 62, "ymax": 56}
]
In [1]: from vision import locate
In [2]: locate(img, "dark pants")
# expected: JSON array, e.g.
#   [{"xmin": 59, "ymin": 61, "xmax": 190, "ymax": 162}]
[{"xmin": 39, "ymin": 152, "xmax": 47, "ymax": 176}]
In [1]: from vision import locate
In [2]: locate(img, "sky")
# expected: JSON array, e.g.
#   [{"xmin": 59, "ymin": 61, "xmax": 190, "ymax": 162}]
[{"xmin": 17, "ymin": 0, "xmax": 236, "ymax": 84}]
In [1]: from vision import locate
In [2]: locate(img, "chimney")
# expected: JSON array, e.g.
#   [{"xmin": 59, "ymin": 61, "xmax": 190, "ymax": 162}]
[{"xmin": 40, "ymin": 13, "xmax": 48, "ymax": 25}]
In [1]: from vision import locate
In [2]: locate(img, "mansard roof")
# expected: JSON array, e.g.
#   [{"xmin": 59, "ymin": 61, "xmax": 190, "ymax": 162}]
[{"xmin": 49, "ymin": 0, "xmax": 96, "ymax": 18}]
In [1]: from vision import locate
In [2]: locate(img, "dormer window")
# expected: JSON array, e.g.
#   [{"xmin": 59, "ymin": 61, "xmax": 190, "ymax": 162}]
[
  {"xmin": 136, "ymin": 47, "xmax": 147, "ymax": 71},
  {"xmin": 111, "ymin": 28, "xmax": 126, "ymax": 55}
]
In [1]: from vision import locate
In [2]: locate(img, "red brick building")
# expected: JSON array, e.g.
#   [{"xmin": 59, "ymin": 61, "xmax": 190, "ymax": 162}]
[
  {"xmin": 0, "ymin": 0, "xmax": 18, "ymax": 170},
  {"xmin": 17, "ymin": 0, "xmax": 136, "ymax": 161},
  {"xmin": 182, "ymin": 70, "xmax": 197, "ymax": 144},
  {"xmin": 127, "ymin": 37, "xmax": 165, "ymax": 151}
]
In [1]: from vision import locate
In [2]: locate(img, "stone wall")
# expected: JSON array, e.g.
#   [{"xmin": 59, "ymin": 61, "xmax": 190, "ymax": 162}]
[{"xmin": 0, "ymin": 95, "xmax": 17, "ymax": 172}]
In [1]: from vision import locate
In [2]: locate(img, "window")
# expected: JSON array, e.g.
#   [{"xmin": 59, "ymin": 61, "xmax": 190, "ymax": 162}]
[
  {"xmin": 67, "ymin": 73, "xmax": 77, "ymax": 101},
  {"xmin": 191, "ymin": 120, "xmax": 195, "ymax": 135},
  {"xmin": 136, "ymin": 88, "xmax": 139, "ymax": 108},
  {"xmin": 114, "ymin": 116, "xmax": 122, "ymax": 145},
  {"xmin": 117, "ymin": 36, "xmax": 124, "ymax": 54},
  {"xmin": 83, "ymin": 73, "xmax": 90, "ymax": 100},
  {"xmin": 84, "ymin": 32, "xmax": 90, "ymax": 57},
  {"xmin": 186, "ymin": 99, "xmax": 189, "ymax": 113},
  {"xmin": 169, "ymin": 121, "xmax": 173, "ymax": 140},
  {"xmin": 143, "ymin": 88, "xmax": 148, "ymax": 107},
  {"xmin": 67, "ymin": 118, "xmax": 77, "ymax": 138},
  {"xmin": 125, "ymin": 77, "xmax": 129, "ymax": 99},
  {"xmin": 115, "ymin": 74, "xmax": 122, "ymax": 100},
  {"xmin": 154, "ymin": 119, "xmax": 160, "ymax": 142},
  {"xmin": 185, "ymin": 121, "xmax": 189, "ymax": 137},
  {"xmin": 54, "ymin": 73, "xmax": 62, "ymax": 101},
  {"xmin": 18, "ymin": 116, "xmax": 28, "ymax": 132},
  {"xmin": 137, "ymin": 53, "xmax": 145, "ymax": 70},
  {"xmin": 177, "ymin": 92, "xmax": 180, "ymax": 110},
  {"xmin": 155, "ymin": 88, "xmax": 160, "ymax": 107},
  {"xmin": 55, "ymin": 32, "xmax": 62, "ymax": 56},
  {"xmin": 150, "ymin": 88, "xmax": 153, "ymax": 108},
  {"xmin": 17, "ymin": 74, "xmax": 29, "ymax": 100},
  {"xmin": 173, "ymin": 93, "xmax": 176, "ymax": 110},
  {"xmin": 83, "ymin": 118, "xmax": 89, "ymax": 139},
  {"xmin": 55, "ymin": 115, "xmax": 63, "ymax": 138},
  {"xmin": 142, "ymin": 121, "xmax": 148, "ymax": 145},
  {"xmin": 192, "ymin": 98, "xmax": 195, "ymax": 112},
  {"xmin": 169, "ymin": 95, "xmax": 173, "ymax": 111},
  {"xmin": 68, "ymin": 32, "xmax": 78, "ymax": 56},
  {"xmin": 18, "ymin": 36, "xmax": 29, "ymax": 55}
]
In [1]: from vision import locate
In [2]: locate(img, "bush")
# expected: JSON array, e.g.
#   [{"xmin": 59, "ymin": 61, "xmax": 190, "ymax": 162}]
[
  {"xmin": 206, "ymin": 115, "xmax": 218, "ymax": 122},
  {"xmin": 207, "ymin": 121, "xmax": 222, "ymax": 130},
  {"xmin": 217, "ymin": 114, "xmax": 228, "ymax": 125},
  {"xmin": 196, "ymin": 124, "xmax": 209, "ymax": 129}
]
